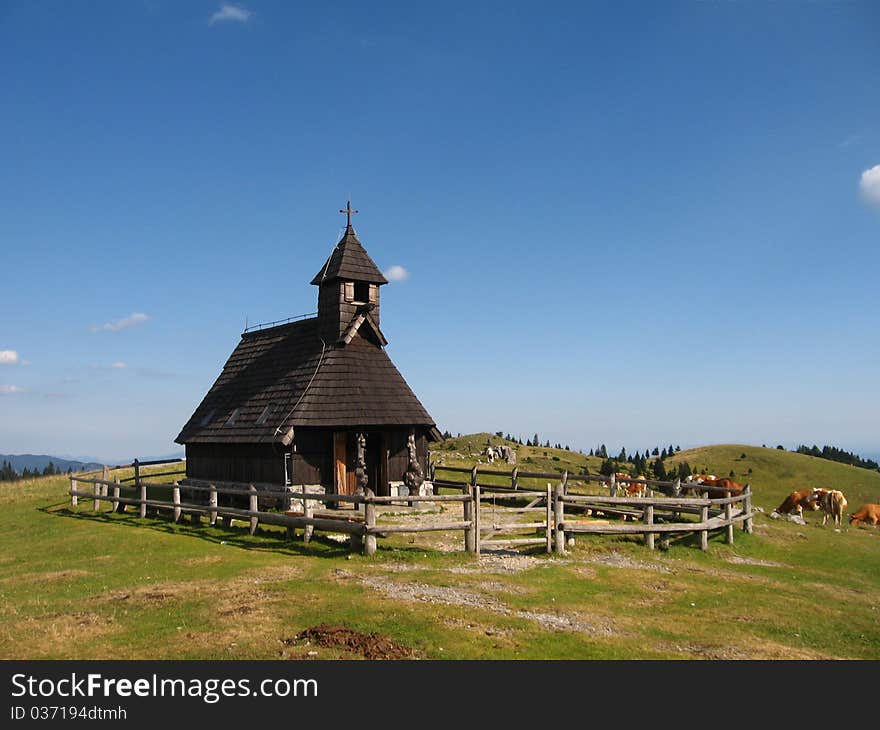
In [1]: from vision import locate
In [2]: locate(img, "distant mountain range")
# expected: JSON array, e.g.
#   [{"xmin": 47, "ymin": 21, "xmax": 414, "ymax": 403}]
[{"xmin": 0, "ymin": 454, "xmax": 104, "ymax": 474}]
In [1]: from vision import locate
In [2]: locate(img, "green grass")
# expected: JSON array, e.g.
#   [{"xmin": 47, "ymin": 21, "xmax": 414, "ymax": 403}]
[{"xmin": 1, "ymin": 443, "xmax": 879, "ymax": 660}]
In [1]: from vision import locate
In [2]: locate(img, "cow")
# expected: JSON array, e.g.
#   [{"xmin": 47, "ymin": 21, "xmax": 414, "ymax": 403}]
[
  {"xmin": 483, "ymin": 446, "xmax": 498, "ymax": 463},
  {"xmin": 685, "ymin": 474, "xmax": 718, "ymax": 485},
  {"xmin": 816, "ymin": 489, "xmax": 847, "ymax": 527},
  {"xmin": 848, "ymin": 503, "xmax": 880, "ymax": 527},
  {"xmin": 776, "ymin": 488, "xmax": 823, "ymax": 517},
  {"xmin": 623, "ymin": 475, "xmax": 648, "ymax": 498}
]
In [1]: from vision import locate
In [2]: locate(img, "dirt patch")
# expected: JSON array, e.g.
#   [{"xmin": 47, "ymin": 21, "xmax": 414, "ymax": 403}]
[
  {"xmin": 725, "ymin": 555, "xmax": 787, "ymax": 568},
  {"xmin": 585, "ymin": 552, "xmax": 672, "ymax": 573},
  {"xmin": 181, "ymin": 555, "xmax": 224, "ymax": 566},
  {"xmin": 661, "ymin": 639, "xmax": 837, "ymax": 660},
  {"xmin": 449, "ymin": 553, "xmax": 551, "ymax": 574},
  {"xmin": 0, "ymin": 569, "xmax": 90, "ymax": 585},
  {"xmin": 291, "ymin": 625, "xmax": 416, "ymax": 660},
  {"xmin": 359, "ymin": 577, "xmax": 615, "ymax": 636}
]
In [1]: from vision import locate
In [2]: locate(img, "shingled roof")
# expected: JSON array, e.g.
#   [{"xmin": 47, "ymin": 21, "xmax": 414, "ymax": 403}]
[
  {"xmin": 310, "ymin": 224, "xmax": 388, "ymax": 285},
  {"xmin": 175, "ymin": 317, "xmax": 437, "ymax": 444}
]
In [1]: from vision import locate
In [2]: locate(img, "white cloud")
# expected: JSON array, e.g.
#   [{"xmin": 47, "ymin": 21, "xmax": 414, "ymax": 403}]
[
  {"xmin": 89, "ymin": 362, "xmax": 128, "ymax": 371},
  {"xmin": 860, "ymin": 165, "xmax": 880, "ymax": 208},
  {"xmin": 111, "ymin": 362, "xmax": 128, "ymax": 369},
  {"xmin": 208, "ymin": 3, "xmax": 252, "ymax": 25},
  {"xmin": 383, "ymin": 265, "xmax": 410, "ymax": 282},
  {"xmin": 90, "ymin": 312, "xmax": 150, "ymax": 333},
  {"xmin": 0, "ymin": 384, "xmax": 24, "ymax": 395},
  {"xmin": 0, "ymin": 350, "xmax": 19, "ymax": 365}
]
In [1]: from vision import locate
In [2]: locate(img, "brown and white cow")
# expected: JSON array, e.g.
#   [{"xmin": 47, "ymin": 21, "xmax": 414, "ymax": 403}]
[
  {"xmin": 623, "ymin": 475, "xmax": 648, "ymax": 498},
  {"xmin": 848, "ymin": 503, "xmax": 880, "ymax": 527},
  {"xmin": 776, "ymin": 488, "xmax": 822, "ymax": 517},
  {"xmin": 816, "ymin": 489, "xmax": 847, "ymax": 528}
]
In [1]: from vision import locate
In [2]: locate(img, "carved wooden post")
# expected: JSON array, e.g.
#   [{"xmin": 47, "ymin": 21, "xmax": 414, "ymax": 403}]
[
  {"xmin": 302, "ymin": 491, "xmax": 314, "ymax": 544},
  {"xmin": 725, "ymin": 498, "xmax": 734, "ymax": 545},
  {"xmin": 172, "ymin": 484, "xmax": 181, "ymax": 523},
  {"xmin": 463, "ymin": 482, "xmax": 475, "ymax": 553},
  {"xmin": 248, "ymin": 484, "xmax": 258, "ymax": 536},
  {"xmin": 112, "ymin": 478, "xmax": 120, "ymax": 513},
  {"xmin": 93, "ymin": 481, "xmax": 101, "ymax": 512},
  {"xmin": 545, "ymin": 483, "xmax": 552, "ymax": 554},
  {"xmin": 554, "ymin": 482, "xmax": 565, "ymax": 554},
  {"xmin": 644, "ymin": 503, "xmax": 655, "ymax": 550},
  {"xmin": 743, "ymin": 485, "xmax": 753, "ymax": 534},
  {"xmin": 70, "ymin": 477, "xmax": 78, "ymax": 509},
  {"xmin": 700, "ymin": 491, "xmax": 709, "ymax": 551},
  {"xmin": 208, "ymin": 485, "xmax": 218, "ymax": 526},
  {"xmin": 139, "ymin": 483, "xmax": 147, "ymax": 519},
  {"xmin": 474, "ymin": 484, "xmax": 481, "ymax": 555},
  {"xmin": 364, "ymin": 488, "xmax": 377, "ymax": 556}
]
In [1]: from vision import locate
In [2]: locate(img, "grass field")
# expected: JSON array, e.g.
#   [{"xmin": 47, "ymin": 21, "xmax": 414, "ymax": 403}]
[{"xmin": 1, "ymin": 440, "xmax": 879, "ymax": 660}]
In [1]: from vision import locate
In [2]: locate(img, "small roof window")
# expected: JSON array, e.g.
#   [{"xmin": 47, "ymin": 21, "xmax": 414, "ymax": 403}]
[
  {"xmin": 225, "ymin": 408, "xmax": 241, "ymax": 426},
  {"xmin": 256, "ymin": 403, "xmax": 276, "ymax": 426},
  {"xmin": 199, "ymin": 409, "xmax": 216, "ymax": 427}
]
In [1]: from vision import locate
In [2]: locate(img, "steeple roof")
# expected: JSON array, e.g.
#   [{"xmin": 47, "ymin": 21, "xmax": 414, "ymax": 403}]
[{"xmin": 310, "ymin": 224, "xmax": 388, "ymax": 286}]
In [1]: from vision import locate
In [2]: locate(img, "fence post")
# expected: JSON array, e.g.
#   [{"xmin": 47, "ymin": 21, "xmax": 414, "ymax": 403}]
[
  {"xmin": 554, "ymin": 482, "xmax": 565, "ymax": 554},
  {"xmin": 725, "ymin": 499, "xmax": 734, "ymax": 545},
  {"xmin": 112, "ymin": 478, "xmax": 120, "ymax": 513},
  {"xmin": 463, "ymin": 483, "xmax": 475, "ymax": 553},
  {"xmin": 644, "ymin": 503, "xmax": 655, "ymax": 550},
  {"xmin": 743, "ymin": 485, "xmax": 753, "ymax": 534},
  {"xmin": 209, "ymin": 485, "xmax": 218, "ymax": 526},
  {"xmin": 70, "ymin": 477, "xmax": 78, "ymax": 509},
  {"xmin": 511, "ymin": 467, "xmax": 518, "ymax": 491},
  {"xmin": 474, "ymin": 484, "xmax": 482, "ymax": 556},
  {"xmin": 364, "ymin": 489, "xmax": 377, "ymax": 556},
  {"xmin": 302, "ymin": 491, "xmax": 314, "ymax": 544},
  {"xmin": 700, "ymin": 491, "xmax": 709, "ymax": 551},
  {"xmin": 545, "ymin": 483, "xmax": 552, "ymax": 554},
  {"xmin": 561, "ymin": 470, "xmax": 569, "ymax": 496},
  {"xmin": 93, "ymin": 481, "xmax": 101, "ymax": 512},
  {"xmin": 609, "ymin": 473, "xmax": 616, "ymax": 497},
  {"xmin": 139, "ymin": 483, "xmax": 147, "ymax": 519},
  {"xmin": 133, "ymin": 459, "xmax": 140, "ymax": 488},
  {"xmin": 248, "ymin": 484, "xmax": 258, "ymax": 536},
  {"xmin": 173, "ymin": 484, "xmax": 181, "ymax": 523},
  {"xmin": 100, "ymin": 466, "xmax": 109, "ymax": 500}
]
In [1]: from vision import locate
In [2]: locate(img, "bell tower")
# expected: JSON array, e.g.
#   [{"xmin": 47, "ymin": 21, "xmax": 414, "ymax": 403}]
[{"xmin": 312, "ymin": 202, "xmax": 389, "ymax": 344}]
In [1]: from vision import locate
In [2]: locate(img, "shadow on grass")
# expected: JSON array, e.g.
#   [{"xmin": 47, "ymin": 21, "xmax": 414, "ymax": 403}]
[
  {"xmin": 42, "ymin": 503, "xmax": 356, "ymax": 559},
  {"xmin": 40, "ymin": 502, "xmax": 457, "ymax": 561}
]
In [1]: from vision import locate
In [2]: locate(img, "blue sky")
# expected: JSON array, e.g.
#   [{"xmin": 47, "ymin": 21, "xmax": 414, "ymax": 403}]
[{"xmin": 1, "ymin": 1, "xmax": 878, "ymax": 462}]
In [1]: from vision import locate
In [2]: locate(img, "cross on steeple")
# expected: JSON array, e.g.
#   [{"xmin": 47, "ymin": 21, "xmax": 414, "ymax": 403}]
[{"xmin": 339, "ymin": 199, "xmax": 359, "ymax": 227}]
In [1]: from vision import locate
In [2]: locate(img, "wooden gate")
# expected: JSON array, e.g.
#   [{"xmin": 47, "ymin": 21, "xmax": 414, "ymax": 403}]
[{"xmin": 474, "ymin": 483, "xmax": 553, "ymax": 554}]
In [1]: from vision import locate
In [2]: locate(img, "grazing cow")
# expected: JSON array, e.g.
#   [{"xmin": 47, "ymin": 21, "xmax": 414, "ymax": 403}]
[
  {"xmin": 685, "ymin": 474, "xmax": 718, "ymax": 485},
  {"xmin": 776, "ymin": 488, "xmax": 822, "ymax": 517},
  {"xmin": 816, "ymin": 489, "xmax": 847, "ymax": 527},
  {"xmin": 483, "ymin": 446, "xmax": 498, "ymax": 463},
  {"xmin": 849, "ymin": 504, "xmax": 880, "ymax": 527},
  {"xmin": 623, "ymin": 475, "xmax": 648, "ymax": 498}
]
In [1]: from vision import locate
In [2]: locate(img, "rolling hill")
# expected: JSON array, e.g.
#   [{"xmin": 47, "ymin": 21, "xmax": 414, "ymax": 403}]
[{"xmin": 429, "ymin": 434, "xmax": 880, "ymax": 511}]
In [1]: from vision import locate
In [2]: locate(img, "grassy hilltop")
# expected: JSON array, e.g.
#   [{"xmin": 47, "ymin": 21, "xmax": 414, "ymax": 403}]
[
  {"xmin": 432, "ymin": 434, "xmax": 880, "ymax": 511},
  {"xmin": 1, "ymin": 439, "xmax": 879, "ymax": 660}
]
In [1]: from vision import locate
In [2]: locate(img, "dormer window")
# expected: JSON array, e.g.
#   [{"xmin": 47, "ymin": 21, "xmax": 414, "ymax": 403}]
[
  {"xmin": 256, "ymin": 403, "xmax": 276, "ymax": 425},
  {"xmin": 343, "ymin": 281, "xmax": 376, "ymax": 305}
]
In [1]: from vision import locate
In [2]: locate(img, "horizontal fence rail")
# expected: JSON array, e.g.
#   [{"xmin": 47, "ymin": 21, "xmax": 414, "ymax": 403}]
[{"xmin": 67, "ymin": 458, "xmax": 756, "ymax": 555}]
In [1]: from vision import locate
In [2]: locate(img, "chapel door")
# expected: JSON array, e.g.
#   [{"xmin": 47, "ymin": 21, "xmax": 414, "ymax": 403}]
[{"xmin": 334, "ymin": 431, "xmax": 351, "ymax": 494}]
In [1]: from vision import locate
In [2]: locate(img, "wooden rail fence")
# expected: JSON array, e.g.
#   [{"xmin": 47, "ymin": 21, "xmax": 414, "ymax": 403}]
[{"xmin": 67, "ymin": 461, "xmax": 755, "ymax": 555}]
